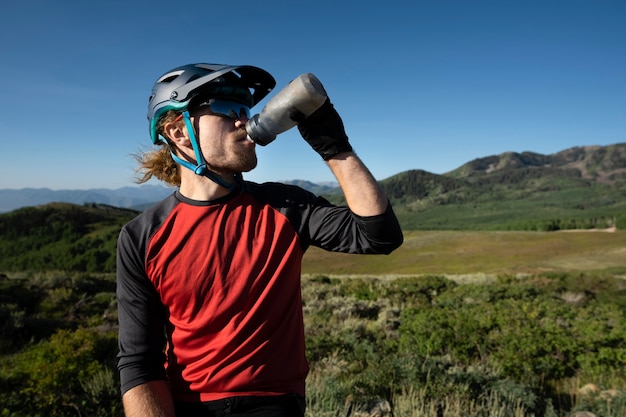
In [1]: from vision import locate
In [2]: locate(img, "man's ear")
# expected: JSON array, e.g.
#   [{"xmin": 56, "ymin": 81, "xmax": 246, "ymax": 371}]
[{"xmin": 163, "ymin": 118, "xmax": 190, "ymax": 146}]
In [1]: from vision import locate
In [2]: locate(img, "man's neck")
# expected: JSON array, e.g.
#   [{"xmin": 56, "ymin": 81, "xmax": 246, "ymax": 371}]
[{"xmin": 178, "ymin": 171, "xmax": 235, "ymax": 201}]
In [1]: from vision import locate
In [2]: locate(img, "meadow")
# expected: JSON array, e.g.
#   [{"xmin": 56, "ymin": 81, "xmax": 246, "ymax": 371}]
[{"xmin": 302, "ymin": 229, "xmax": 626, "ymax": 276}]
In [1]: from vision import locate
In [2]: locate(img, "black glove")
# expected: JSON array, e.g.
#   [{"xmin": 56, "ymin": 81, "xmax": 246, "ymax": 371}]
[{"xmin": 290, "ymin": 98, "xmax": 353, "ymax": 160}]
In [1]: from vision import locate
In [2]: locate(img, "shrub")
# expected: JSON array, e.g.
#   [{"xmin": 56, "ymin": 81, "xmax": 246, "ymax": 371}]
[{"xmin": 1, "ymin": 327, "xmax": 121, "ymax": 417}]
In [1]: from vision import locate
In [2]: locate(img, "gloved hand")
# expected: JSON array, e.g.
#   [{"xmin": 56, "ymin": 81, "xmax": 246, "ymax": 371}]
[{"xmin": 290, "ymin": 98, "xmax": 353, "ymax": 160}]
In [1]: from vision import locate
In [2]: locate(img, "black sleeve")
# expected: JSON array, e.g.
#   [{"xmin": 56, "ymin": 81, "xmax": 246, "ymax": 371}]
[
  {"xmin": 116, "ymin": 225, "xmax": 168, "ymax": 395},
  {"xmin": 307, "ymin": 201, "xmax": 403, "ymax": 254},
  {"xmin": 245, "ymin": 181, "xmax": 403, "ymax": 254}
]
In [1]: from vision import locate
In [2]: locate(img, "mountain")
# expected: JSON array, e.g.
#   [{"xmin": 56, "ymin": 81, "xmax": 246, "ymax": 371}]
[
  {"xmin": 383, "ymin": 144, "xmax": 626, "ymax": 199},
  {"xmin": 381, "ymin": 143, "xmax": 626, "ymax": 230},
  {"xmin": 447, "ymin": 144, "xmax": 626, "ymax": 182}
]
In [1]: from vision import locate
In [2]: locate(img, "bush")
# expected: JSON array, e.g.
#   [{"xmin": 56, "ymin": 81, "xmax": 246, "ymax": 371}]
[{"xmin": 1, "ymin": 327, "xmax": 121, "ymax": 417}]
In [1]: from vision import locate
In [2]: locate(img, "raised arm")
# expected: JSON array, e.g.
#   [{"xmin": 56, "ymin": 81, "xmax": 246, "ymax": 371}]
[
  {"xmin": 296, "ymin": 98, "xmax": 393, "ymax": 216},
  {"xmin": 296, "ymin": 97, "xmax": 403, "ymax": 254},
  {"xmin": 326, "ymin": 152, "xmax": 389, "ymax": 216}
]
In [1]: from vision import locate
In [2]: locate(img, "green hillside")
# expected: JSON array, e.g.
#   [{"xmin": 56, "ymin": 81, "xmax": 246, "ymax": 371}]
[
  {"xmin": 0, "ymin": 203, "xmax": 138, "ymax": 272},
  {"xmin": 381, "ymin": 143, "xmax": 626, "ymax": 230}
]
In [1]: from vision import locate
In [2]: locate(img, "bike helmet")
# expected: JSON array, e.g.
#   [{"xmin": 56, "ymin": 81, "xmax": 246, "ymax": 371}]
[
  {"xmin": 146, "ymin": 63, "xmax": 275, "ymax": 190},
  {"xmin": 148, "ymin": 63, "xmax": 276, "ymax": 144}
]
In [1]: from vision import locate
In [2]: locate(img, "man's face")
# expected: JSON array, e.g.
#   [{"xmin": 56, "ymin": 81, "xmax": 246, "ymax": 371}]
[{"xmin": 192, "ymin": 106, "xmax": 258, "ymax": 175}]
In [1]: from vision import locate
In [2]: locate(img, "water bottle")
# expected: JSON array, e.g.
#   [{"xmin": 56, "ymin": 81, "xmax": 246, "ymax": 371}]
[{"xmin": 246, "ymin": 73, "xmax": 328, "ymax": 146}]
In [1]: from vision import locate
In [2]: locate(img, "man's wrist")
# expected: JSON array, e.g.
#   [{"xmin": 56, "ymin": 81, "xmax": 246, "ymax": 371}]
[{"xmin": 317, "ymin": 143, "xmax": 354, "ymax": 160}]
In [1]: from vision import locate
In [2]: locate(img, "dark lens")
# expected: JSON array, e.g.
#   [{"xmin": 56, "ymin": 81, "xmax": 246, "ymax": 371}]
[{"xmin": 209, "ymin": 100, "xmax": 251, "ymax": 120}]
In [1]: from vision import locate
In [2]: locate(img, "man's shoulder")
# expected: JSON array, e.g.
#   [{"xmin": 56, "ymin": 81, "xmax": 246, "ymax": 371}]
[
  {"xmin": 122, "ymin": 192, "xmax": 179, "ymax": 234},
  {"xmin": 243, "ymin": 180, "xmax": 317, "ymax": 201}
]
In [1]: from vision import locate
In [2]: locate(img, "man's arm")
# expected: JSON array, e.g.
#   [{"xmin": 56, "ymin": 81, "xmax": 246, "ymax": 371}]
[
  {"xmin": 295, "ymin": 98, "xmax": 393, "ymax": 216},
  {"xmin": 122, "ymin": 381, "xmax": 175, "ymax": 417},
  {"xmin": 296, "ymin": 95, "xmax": 403, "ymax": 253},
  {"xmin": 326, "ymin": 152, "xmax": 389, "ymax": 217}
]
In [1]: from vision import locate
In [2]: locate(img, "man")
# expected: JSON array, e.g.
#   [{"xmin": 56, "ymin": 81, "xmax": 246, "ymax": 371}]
[{"xmin": 116, "ymin": 63, "xmax": 403, "ymax": 417}]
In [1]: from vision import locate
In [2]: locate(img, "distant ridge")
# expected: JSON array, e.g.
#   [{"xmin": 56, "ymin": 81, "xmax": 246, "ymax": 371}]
[
  {"xmin": 0, "ymin": 181, "xmax": 339, "ymax": 213},
  {"xmin": 0, "ymin": 185, "xmax": 175, "ymax": 213},
  {"xmin": 281, "ymin": 180, "xmax": 340, "ymax": 195},
  {"xmin": 446, "ymin": 144, "xmax": 626, "ymax": 183}
]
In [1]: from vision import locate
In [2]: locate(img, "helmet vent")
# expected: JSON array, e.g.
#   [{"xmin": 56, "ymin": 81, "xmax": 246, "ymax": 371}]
[{"xmin": 156, "ymin": 70, "xmax": 184, "ymax": 84}]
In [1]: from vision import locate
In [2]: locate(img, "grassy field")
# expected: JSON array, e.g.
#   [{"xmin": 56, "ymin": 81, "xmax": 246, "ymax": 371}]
[{"xmin": 302, "ymin": 229, "xmax": 626, "ymax": 277}]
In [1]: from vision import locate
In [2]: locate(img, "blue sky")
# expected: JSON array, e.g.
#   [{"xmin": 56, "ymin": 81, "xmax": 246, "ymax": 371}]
[{"xmin": 1, "ymin": 0, "xmax": 624, "ymax": 190}]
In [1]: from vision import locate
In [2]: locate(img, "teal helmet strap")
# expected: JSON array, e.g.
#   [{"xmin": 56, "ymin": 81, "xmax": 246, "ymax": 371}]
[
  {"xmin": 164, "ymin": 111, "xmax": 240, "ymax": 191},
  {"xmin": 181, "ymin": 111, "xmax": 208, "ymax": 175}
]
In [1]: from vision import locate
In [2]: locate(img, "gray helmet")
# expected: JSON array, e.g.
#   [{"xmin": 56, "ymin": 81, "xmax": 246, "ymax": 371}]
[{"xmin": 148, "ymin": 63, "xmax": 275, "ymax": 144}]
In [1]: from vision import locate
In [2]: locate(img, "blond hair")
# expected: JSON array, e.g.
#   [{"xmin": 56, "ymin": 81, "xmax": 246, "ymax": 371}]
[{"xmin": 134, "ymin": 111, "xmax": 182, "ymax": 186}]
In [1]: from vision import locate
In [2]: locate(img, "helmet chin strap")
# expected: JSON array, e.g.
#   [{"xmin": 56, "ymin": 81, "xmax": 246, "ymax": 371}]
[{"xmin": 165, "ymin": 111, "xmax": 241, "ymax": 191}]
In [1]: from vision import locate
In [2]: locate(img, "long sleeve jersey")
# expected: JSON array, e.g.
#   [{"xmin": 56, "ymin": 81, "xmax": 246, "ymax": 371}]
[{"xmin": 116, "ymin": 181, "xmax": 403, "ymax": 402}]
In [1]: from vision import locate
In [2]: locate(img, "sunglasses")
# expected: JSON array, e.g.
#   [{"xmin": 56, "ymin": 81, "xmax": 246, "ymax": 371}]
[{"xmin": 192, "ymin": 99, "xmax": 251, "ymax": 121}]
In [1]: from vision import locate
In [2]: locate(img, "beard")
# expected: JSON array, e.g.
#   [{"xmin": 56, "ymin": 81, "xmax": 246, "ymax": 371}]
[
  {"xmin": 233, "ymin": 148, "xmax": 258, "ymax": 172},
  {"xmin": 207, "ymin": 146, "xmax": 258, "ymax": 176}
]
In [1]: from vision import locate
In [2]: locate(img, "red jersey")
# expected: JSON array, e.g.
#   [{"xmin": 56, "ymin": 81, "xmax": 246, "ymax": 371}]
[{"xmin": 117, "ymin": 182, "xmax": 402, "ymax": 402}]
